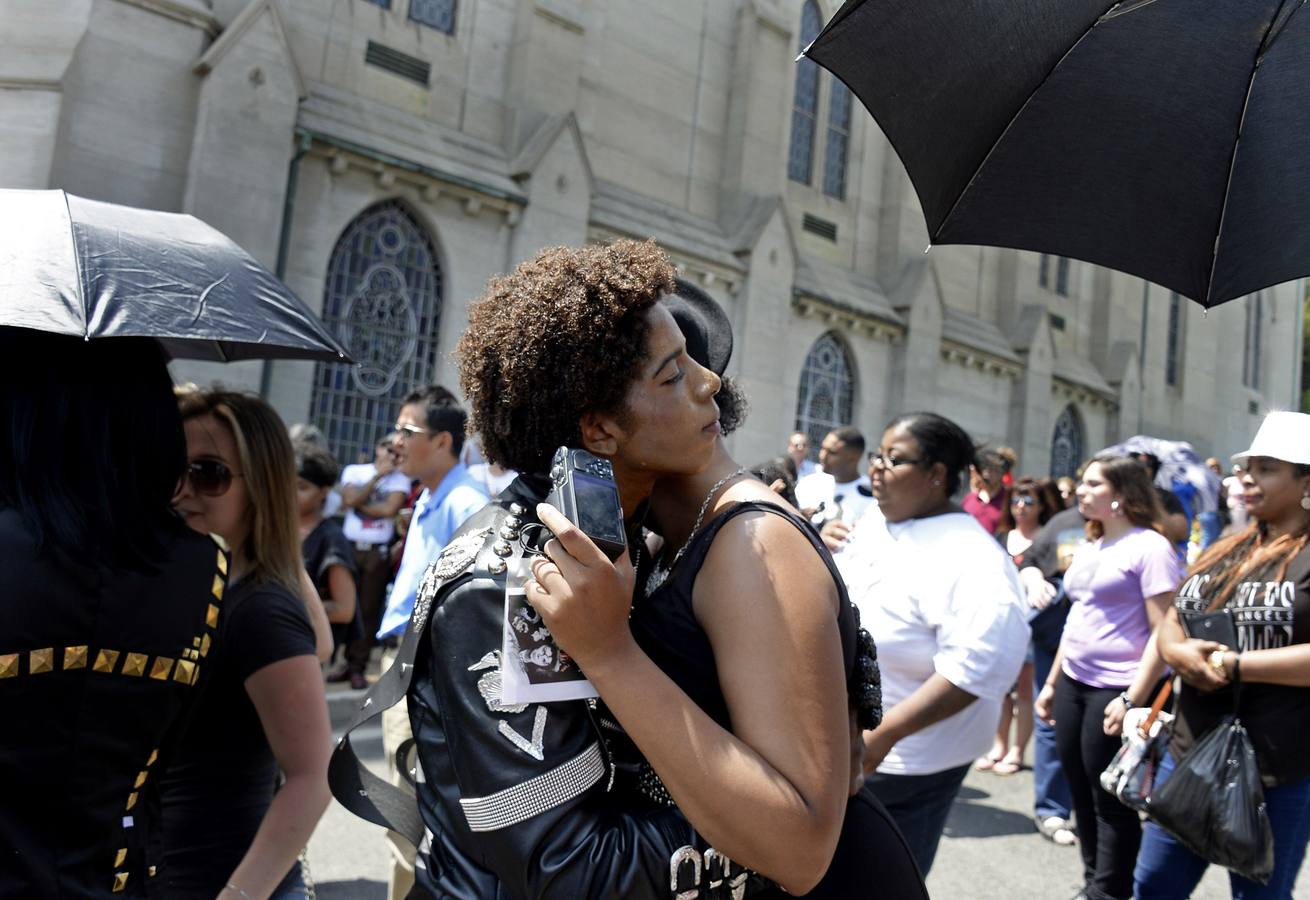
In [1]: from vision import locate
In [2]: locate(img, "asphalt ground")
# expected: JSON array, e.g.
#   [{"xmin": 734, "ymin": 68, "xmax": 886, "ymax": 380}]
[{"xmin": 307, "ymin": 686, "xmax": 1301, "ymax": 899}]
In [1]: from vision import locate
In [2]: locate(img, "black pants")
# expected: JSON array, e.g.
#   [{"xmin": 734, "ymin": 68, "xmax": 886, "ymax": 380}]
[{"xmin": 1054, "ymin": 671, "xmax": 1141, "ymax": 900}]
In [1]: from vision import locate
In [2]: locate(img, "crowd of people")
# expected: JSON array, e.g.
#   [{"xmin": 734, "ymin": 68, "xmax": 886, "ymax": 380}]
[{"xmin": 4, "ymin": 239, "xmax": 1310, "ymax": 900}]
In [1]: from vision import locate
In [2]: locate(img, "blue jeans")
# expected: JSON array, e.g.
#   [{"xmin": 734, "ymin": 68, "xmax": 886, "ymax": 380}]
[
  {"xmin": 1134, "ymin": 751, "xmax": 1310, "ymax": 899},
  {"xmin": 271, "ymin": 858, "xmax": 309, "ymax": 898},
  {"xmin": 865, "ymin": 763, "xmax": 971, "ymax": 875},
  {"xmin": 1032, "ymin": 638, "xmax": 1073, "ymax": 822},
  {"xmin": 1199, "ymin": 511, "xmax": 1223, "ymax": 550}
]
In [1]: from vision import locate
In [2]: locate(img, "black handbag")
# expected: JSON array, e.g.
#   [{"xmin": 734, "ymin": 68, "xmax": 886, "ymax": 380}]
[{"xmin": 1148, "ymin": 672, "xmax": 1274, "ymax": 884}]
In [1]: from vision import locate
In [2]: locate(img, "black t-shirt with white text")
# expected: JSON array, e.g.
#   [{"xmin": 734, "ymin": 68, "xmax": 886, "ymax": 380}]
[{"xmin": 1170, "ymin": 544, "xmax": 1310, "ymax": 785}]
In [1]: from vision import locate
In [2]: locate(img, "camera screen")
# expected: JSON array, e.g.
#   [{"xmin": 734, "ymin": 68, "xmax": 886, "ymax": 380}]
[{"xmin": 573, "ymin": 472, "xmax": 624, "ymax": 544}]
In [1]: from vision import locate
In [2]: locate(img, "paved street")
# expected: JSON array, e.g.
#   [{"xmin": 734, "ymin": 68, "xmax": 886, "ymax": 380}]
[{"xmin": 306, "ymin": 694, "xmax": 1296, "ymax": 899}]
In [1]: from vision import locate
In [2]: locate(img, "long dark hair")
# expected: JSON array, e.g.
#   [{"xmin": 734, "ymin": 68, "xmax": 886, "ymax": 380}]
[
  {"xmin": 0, "ymin": 329, "xmax": 187, "ymax": 570},
  {"xmin": 1001, "ymin": 477, "xmax": 1059, "ymax": 532},
  {"xmin": 1084, "ymin": 455, "xmax": 1164, "ymax": 540}
]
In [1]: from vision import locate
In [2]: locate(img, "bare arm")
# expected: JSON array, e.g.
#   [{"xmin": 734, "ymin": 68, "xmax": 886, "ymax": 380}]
[
  {"xmin": 862, "ymin": 675, "xmax": 977, "ymax": 774},
  {"xmin": 528, "ymin": 505, "xmax": 847, "ymax": 895},
  {"xmin": 1161, "ymin": 604, "xmax": 1310, "ymax": 689},
  {"xmin": 357, "ymin": 490, "xmax": 407, "ymax": 521},
  {"xmin": 319, "ymin": 565, "xmax": 357, "ymax": 626},
  {"xmin": 223, "ymin": 656, "xmax": 332, "ymax": 900},
  {"xmin": 298, "ymin": 569, "xmax": 333, "ymax": 663}
]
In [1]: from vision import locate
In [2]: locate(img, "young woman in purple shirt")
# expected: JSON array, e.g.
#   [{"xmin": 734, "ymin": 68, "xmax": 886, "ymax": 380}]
[{"xmin": 1035, "ymin": 456, "xmax": 1182, "ymax": 900}]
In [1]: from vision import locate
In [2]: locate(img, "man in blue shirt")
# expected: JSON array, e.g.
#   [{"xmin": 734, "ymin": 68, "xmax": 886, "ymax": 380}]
[
  {"xmin": 378, "ymin": 386, "xmax": 489, "ymax": 640},
  {"xmin": 376, "ymin": 384, "xmax": 487, "ymax": 897}
]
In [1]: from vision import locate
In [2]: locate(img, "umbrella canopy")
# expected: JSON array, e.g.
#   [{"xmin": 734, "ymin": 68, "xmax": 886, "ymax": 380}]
[
  {"xmin": 0, "ymin": 189, "xmax": 351, "ymax": 362},
  {"xmin": 805, "ymin": 0, "xmax": 1310, "ymax": 308},
  {"xmin": 1098, "ymin": 435, "xmax": 1222, "ymax": 514}
]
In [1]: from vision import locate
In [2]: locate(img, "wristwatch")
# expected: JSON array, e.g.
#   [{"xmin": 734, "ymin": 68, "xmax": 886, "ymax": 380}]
[{"xmin": 1117, "ymin": 691, "xmax": 1134, "ymax": 709}]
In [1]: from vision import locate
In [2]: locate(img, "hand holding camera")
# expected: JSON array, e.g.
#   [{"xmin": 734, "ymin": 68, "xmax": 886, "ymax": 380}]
[{"xmin": 525, "ymin": 502, "xmax": 637, "ymax": 674}]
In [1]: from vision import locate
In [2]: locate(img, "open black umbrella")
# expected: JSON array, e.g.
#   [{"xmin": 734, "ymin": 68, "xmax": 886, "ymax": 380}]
[
  {"xmin": 0, "ymin": 189, "xmax": 351, "ymax": 362},
  {"xmin": 804, "ymin": 0, "xmax": 1310, "ymax": 308}
]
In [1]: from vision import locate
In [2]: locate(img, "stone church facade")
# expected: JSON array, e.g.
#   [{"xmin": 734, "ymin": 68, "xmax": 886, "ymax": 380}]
[{"xmin": 5, "ymin": 0, "xmax": 1302, "ymax": 473}]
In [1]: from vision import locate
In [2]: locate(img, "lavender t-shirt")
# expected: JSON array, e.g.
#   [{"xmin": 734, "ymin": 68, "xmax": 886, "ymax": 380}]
[{"xmin": 1060, "ymin": 527, "xmax": 1182, "ymax": 688}]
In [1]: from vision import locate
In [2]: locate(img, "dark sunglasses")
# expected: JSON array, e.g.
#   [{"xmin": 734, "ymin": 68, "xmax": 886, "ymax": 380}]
[
  {"xmin": 1011, "ymin": 496, "xmax": 1037, "ymax": 508},
  {"xmin": 184, "ymin": 459, "xmax": 242, "ymax": 497}
]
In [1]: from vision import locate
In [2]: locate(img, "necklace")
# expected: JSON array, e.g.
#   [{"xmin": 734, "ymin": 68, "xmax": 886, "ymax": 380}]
[{"xmin": 645, "ymin": 467, "xmax": 748, "ymax": 596}]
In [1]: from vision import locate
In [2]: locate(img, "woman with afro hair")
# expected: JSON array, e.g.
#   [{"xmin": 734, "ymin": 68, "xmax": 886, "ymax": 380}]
[{"xmin": 375, "ymin": 240, "xmax": 917, "ymax": 900}]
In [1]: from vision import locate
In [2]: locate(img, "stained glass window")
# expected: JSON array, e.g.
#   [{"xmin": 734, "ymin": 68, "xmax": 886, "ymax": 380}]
[
  {"xmin": 795, "ymin": 332, "xmax": 856, "ymax": 458},
  {"xmin": 1049, "ymin": 405, "xmax": 1084, "ymax": 480},
  {"xmin": 310, "ymin": 201, "xmax": 444, "ymax": 466},
  {"xmin": 409, "ymin": 0, "xmax": 455, "ymax": 33},
  {"xmin": 787, "ymin": 2, "xmax": 822, "ymax": 184},
  {"xmin": 823, "ymin": 81, "xmax": 852, "ymax": 198}
]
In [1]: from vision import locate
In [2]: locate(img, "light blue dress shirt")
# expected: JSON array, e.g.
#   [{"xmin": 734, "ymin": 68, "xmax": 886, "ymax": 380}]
[{"xmin": 376, "ymin": 462, "xmax": 489, "ymax": 639}]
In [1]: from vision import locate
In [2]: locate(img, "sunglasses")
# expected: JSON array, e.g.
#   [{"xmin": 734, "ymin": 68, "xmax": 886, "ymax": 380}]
[
  {"xmin": 1011, "ymin": 496, "xmax": 1037, "ymax": 507},
  {"xmin": 393, "ymin": 423, "xmax": 432, "ymax": 440},
  {"xmin": 184, "ymin": 459, "xmax": 242, "ymax": 497}
]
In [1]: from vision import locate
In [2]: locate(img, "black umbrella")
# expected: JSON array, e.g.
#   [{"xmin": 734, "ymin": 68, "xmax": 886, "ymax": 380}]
[
  {"xmin": 804, "ymin": 0, "xmax": 1310, "ymax": 308},
  {"xmin": 0, "ymin": 189, "xmax": 351, "ymax": 362}
]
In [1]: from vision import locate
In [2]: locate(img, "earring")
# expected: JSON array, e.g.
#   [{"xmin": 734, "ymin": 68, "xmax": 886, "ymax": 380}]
[
  {"xmin": 933, "ymin": 480, "xmax": 942, "ymax": 486},
  {"xmin": 1301, "ymin": 495, "xmax": 1310, "ymax": 511},
  {"xmin": 1110, "ymin": 500, "xmax": 1121, "ymax": 514}
]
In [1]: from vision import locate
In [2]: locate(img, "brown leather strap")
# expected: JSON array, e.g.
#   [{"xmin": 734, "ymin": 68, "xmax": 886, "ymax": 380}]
[{"xmin": 1136, "ymin": 678, "xmax": 1174, "ymax": 739}]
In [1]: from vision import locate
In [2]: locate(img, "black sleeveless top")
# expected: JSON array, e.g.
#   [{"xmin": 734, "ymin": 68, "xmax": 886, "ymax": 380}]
[
  {"xmin": 631, "ymin": 501, "xmax": 866, "ymax": 730},
  {"xmin": 615, "ymin": 501, "xmax": 922, "ymax": 899}
]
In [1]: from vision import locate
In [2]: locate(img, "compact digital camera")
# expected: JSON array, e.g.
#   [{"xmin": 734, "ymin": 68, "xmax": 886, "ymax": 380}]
[{"xmin": 543, "ymin": 447, "xmax": 627, "ymax": 561}]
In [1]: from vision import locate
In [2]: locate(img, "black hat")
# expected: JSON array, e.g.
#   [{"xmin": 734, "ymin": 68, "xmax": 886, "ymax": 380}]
[{"xmin": 663, "ymin": 277, "xmax": 732, "ymax": 376}]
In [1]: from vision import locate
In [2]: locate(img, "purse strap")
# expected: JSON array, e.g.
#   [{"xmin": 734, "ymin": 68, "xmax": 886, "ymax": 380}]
[{"xmin": 1136, "ymin": 678, "xmax": 1174, "ymax": 739}]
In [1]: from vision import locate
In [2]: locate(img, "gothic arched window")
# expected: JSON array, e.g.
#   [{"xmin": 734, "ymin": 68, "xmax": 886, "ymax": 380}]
[
  {"xmin": 787, "ymin": 2, "xmax": 823, "ymax": 184},
  {"xmin": 823, "ymin": 81, "xmax": 852, "ymax": 198},
  {"xmin": 1049, "ymin": 405, "xmax": 1084, "ymax": 480},
  {"xmin": 310, "ymin": 201, "xmax": 444, "ymax": 466},
  {"xmin": 795, "ymin": 332, "xmax": 856, "ymax": 457}
]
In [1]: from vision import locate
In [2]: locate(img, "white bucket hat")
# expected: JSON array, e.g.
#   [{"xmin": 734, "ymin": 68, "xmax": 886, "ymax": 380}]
[{"xmin": 1231, "ymin": 411, "xmax": 1310, "ymax": 466}]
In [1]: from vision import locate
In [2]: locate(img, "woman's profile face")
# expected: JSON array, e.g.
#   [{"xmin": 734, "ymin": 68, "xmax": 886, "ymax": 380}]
[
  {"xmin": 1240, "ymin": 456, "xmax": 1309, "ymax": 524},
  {"xmin": 174, "ymin": 413, "xmax": 252, "ymax": 552},
  {"xmin": 607, "ymin": 303, "xmax": 723, "ymax": 479},
  {"xmin": 868, "ymin": 425, "xmax": 940, "ymax": 523},
  {"xmin": 1075, "ymin": 462, "xmax": 1118, "ymax": 524}
]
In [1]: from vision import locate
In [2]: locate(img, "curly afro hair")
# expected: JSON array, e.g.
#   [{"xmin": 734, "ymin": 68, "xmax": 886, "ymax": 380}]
[{"xmin": 456, "ymin": 240, "xmax": 676, "ymax": 474}]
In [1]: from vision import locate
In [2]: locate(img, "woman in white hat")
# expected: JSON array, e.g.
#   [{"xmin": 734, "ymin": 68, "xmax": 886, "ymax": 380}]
[{"xmin": 1136, "ymin": 411, "xmax": 1310, "ymax": 899}]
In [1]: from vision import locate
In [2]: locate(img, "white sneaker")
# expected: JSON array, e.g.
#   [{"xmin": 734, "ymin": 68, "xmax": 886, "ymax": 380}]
[{"xmin": 1038, "ymin": 816, "xmax": 1077, "ymax": 846}]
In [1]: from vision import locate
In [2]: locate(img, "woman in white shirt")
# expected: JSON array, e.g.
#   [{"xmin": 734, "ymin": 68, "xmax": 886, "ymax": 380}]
[{"xmin": 826, "ymin": 412, "xmax": 1031, "ymax": 874}]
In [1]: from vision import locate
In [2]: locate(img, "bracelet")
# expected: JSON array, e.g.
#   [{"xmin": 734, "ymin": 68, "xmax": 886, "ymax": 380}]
[
  {"xmin": 1118, "ymin": 691, "xmax": 1134, "ymax": 709},
  {"xmin": 1231, "ymin": 651, "xmax": 1241, "ymax": 682},
  {"xmin": 224, "ymin": 884, "xmax": 253, "ymax": 900}
]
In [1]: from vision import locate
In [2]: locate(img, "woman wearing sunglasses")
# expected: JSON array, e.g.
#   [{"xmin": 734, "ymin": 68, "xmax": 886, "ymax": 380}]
[
  {"xmin": 162, "ymin": 388, "xmax": 332, "ymax": 900},
  {"xmin": 975, "ymin": 479, "xmax": 1061, "ymax": 777},
  {"xmin": 0, "ymin": 332, "xmax": 229, "ymax": 899}
]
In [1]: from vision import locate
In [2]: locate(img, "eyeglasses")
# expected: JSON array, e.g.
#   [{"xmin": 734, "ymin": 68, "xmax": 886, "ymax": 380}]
[
  {"xmin": 1011, "ymin": 496, "xmax": 1037, "ymax": 508},
  {"xmin": 184, "ymin": 459, "xmax": 242, "ymax": 497},
  {"xmin": 867, "ymin": 451, "xmax": 927, "ymax": 469},
  {"xmin": 393, "ymin": 423, "xmax": 432, "ymax": 440}
]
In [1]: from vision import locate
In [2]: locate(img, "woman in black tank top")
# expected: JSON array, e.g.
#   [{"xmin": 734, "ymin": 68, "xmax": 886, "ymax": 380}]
[{"xmin": 525, "ymin": 281, "xmax": 926, "ymax": 898}]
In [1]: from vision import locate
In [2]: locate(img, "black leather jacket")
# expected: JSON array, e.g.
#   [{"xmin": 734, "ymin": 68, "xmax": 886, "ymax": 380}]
[{"xmin": 405, "ymin": 475, "xmax": 767, "ymax": 900}]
